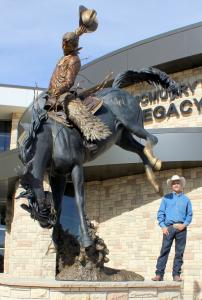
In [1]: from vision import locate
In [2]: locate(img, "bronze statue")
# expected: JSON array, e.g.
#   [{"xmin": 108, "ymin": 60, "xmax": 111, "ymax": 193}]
[
  {"xmin": 44, "ymin": 6, "xmax": 109, "ymax": 149},
  {"xmin": 45, "ymin": 6, "xmax": 98, "ymax": 115},
  {"xmin": 45, "ymin": 31, "xmax": 81, "ymax": 117},
  {"xmin": 18, "ymin": 67, "xmax": 179, "ymax": 247},
  {"xmin": 16, "ymin": 6, "xmax": 180, "ymax": 280}
]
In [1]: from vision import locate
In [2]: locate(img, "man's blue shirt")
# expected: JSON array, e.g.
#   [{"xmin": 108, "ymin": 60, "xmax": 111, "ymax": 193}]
[{"xmin": 157, "ymin": 192, "xmax": 193, "ymax": 228}]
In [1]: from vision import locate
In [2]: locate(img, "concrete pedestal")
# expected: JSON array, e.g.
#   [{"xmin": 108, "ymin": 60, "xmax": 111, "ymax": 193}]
[{"xmin": 0, "ymin": 276, "xmax": 182, "ymax": 300}]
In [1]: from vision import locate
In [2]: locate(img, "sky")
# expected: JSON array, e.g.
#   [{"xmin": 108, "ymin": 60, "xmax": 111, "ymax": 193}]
[{"xmin": 0, "ymin": 0, "xmax": 201, "ymax": 88}]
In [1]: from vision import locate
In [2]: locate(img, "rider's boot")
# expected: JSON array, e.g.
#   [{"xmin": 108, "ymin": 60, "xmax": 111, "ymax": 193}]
[{"xmin": 83, "ymin": 138, "xmax": 98, "ymax": 151}]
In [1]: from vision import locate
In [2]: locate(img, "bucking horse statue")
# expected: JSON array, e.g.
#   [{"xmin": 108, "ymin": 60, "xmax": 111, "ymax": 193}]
[{"xmin": 17, "ymin": 67, "xmax": 179, "ymax": 248}]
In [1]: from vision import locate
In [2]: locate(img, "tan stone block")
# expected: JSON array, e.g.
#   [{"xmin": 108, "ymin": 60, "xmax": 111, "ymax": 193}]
[
  {"xmin": 79, "ymin": 288, "xmax": 96, "ymax": 292},
  {"xmin": 90, "ymin": 293, "xmax": 107, "ymax": 300},
  {"xmin": 30, "ymin": 288, "xmax": 50, "ymax": 298},
  {"xmin": 50, "ymin": 292, "xmax": 64, "ymax": 300},
  {"xmin": 50, "ymin": 292, "xmax": 91, "ymax": 300},
  {"xmin": 10, "ymin": 288, "xmax": 31, "ymax": 298},
  {"xmin": 157, "ymin": 290, "xmax": 181, "ymax": 300},
  {"xmin": 107, "ymin": 293, "xmax": 128, "ymax": 300},
  {"xmin": 0, "ymin": 285, "xmax": 11, "ymax": 297},
  {"xmin": 0, "ymin": 298, "xmax": 32, "ymax": 300}
]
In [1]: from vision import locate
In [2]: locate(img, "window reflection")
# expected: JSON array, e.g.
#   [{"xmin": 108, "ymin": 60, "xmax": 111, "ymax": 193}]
[
  {"xmin": 0, "ymin": 121, "xmax": 11, "ymax": 152},
  {"xmin": 0, "ymin": 249, "xmax": 4, "ymax": 273},
  {"xmin": 0, "ymin": 228, "xmax": 5, "ymax": 248},
  {"xmin": 60, "ymin": 195, "xmax": 80, "ymax": 237},
  {"xmin": 0, "ymin": 207, "xmax": 6, "ymax": 273}
]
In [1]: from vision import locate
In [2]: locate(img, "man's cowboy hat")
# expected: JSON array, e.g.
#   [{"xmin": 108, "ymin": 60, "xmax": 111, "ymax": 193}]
[
  {"xmin": 167, "ymin": 175, "xmax": 186, "ymax": 187},
  {"xmin": 78, "ymin": 5, "xmax": 98, "ymax": 33}
]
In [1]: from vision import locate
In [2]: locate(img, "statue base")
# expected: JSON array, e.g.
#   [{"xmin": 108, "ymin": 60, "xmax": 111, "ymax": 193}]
[
  {"xmin": 54, "ymin": 223, "xmax": 143, "ymax": 281},
  {"xmin": 57, "ymin": 265, "xmax": 144, "ymax": 281}
]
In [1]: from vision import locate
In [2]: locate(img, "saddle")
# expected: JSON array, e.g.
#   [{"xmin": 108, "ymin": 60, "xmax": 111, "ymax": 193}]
[
  {"xmin": 47, "ymin": 94, "xmax": 103, "ymax": 127},
  {"xmin": 82, "ymin": 95, "xmax": 103, "ymax": 114}
]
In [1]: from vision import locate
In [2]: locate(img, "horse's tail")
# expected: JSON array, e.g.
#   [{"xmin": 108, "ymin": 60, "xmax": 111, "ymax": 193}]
[{"xmin": 112, "ymin": 67, "xmax": 179, "ymax": 95}]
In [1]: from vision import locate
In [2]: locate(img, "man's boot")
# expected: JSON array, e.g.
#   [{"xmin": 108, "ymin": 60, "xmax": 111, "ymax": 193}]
[
  {"xmin": 173, "ymin": 275, "xmax": 182, "ymax": 282},
  {"xmin": 151, "ymin": 274, "xmax": 163, "ymax": 281}
]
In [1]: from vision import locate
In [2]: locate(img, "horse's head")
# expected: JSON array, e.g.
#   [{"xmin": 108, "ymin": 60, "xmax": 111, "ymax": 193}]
[{"xmin": 21, "ymin": 191, "xmax": 57, "ymax": 229}]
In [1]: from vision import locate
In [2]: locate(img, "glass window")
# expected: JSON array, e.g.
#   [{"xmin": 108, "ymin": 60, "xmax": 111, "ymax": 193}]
[
  {"xmin": 0, "ymin": 227, "xmax": 5, "ymax": 249},
  {"xmin": 60, "ymin": 195, "xmax": 81, "ymax": 238},
  {"xmin": 0, "ymin": 207, "xmax": 6, "ymax": 273},
  {"xmin": 0, "ymin": 249, "xmax": 4, "ymax": 273},
  {"xmin": 0, "ymin": 121, "xmax": 11, "ymax": 152}
]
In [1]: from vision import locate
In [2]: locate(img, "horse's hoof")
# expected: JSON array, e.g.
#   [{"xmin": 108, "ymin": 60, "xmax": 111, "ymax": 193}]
[
  {"xmin": 149, "ymin": 177, "xmax": 163, "ymax": 196},
  {"xmin": 154, "ymin": 184, "xmax": 163, "ymax": 196},
  {"xmin": 39, "ymin": 223, "xmax": 53, "ymax": 229},
  {"xmin": 145, "ymin": 165, "xmax": 163, "ymax": 195},
  {"xmin": 158, "ymin": 185, "xmax": 164, "ymax": 197},
  {"xmin": 154, "ymin": 159, "xmax": 162, "ymax": 171}
]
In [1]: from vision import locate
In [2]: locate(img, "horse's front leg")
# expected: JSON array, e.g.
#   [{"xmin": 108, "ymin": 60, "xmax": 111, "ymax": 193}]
[
  {"xmin": 20, "ymin": 130, "xmax": 54, "ymax": 228},
  {"xmin": 71, "ymin": 164, "xmax": 93, "ymax": 248}
]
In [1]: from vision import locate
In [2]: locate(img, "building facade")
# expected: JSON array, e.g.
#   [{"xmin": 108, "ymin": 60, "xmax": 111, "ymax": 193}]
[{"xmin": 0, "ymin": 23, "xmax": 202, "ymax": 299}]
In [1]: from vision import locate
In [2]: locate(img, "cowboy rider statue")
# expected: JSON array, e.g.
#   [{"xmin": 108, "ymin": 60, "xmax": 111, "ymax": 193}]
[{"xmin": 44, "ymin": 6, "xmax": 110, "ymax": 149}]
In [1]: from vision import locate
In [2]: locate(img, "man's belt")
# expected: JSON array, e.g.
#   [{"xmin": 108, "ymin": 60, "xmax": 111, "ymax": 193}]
[{"xmin": 173, "ymin": 223, "xmax": 183, "ymax": 228}]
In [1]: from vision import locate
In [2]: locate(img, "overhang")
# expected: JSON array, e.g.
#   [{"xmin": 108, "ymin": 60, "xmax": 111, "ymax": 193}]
[{"xmin": 0, "ymin": 127, "xmax": 202, "ymax": 201}]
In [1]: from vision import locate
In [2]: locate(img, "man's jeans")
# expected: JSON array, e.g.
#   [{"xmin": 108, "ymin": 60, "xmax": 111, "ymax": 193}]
[{"xmin": 156, "ymin": 225, "xmax": 187, "ymax": 278}]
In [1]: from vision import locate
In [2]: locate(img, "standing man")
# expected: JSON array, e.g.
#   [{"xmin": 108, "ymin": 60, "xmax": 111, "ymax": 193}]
[{"xmin": 152, "ymin": 175, "xmax": 193, "ymax": 282}]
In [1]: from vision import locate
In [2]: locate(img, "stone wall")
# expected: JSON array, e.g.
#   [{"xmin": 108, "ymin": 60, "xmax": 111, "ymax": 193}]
[
  {"xmin": 4, "ymin": 183, "xmax": 56, "ymax": 279},
  {"xmin": 0, "ymin": 277, "xmax": 182, "ymax": 300},
  {"xmin": 85, "ymin": 167, "xmax": 202, "ymax": 300}
]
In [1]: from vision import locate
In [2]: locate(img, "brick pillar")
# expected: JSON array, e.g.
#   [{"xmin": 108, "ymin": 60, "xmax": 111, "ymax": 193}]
[{"xmin": 4, "ymin": 182, "xmax": 56, "ymax": 279}]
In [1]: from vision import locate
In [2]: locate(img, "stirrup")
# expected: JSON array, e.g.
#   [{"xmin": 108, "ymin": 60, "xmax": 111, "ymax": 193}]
[{"xmin": 55, "ymin": 111, "xmax": 67, "ymax": 120}]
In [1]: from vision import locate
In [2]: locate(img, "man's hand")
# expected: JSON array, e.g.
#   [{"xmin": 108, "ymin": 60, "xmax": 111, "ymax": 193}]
[
  {"xmin": 176, "ymin": 224, "xmax": 186, "ymax": 231},
  {"xmin": 162, "ymin": 227, "xmax": 169, "ymax": 236}
]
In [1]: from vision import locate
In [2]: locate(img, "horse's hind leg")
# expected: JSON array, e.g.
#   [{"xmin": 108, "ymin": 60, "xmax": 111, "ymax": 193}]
[
  {"xmin": 116, "ymin": 129, "xmax": 163, "ymax": 195},
  {"xmin": 129, "ymin": 124, "xmax": 158, "ymax": 146},
  {"xmin": 71, "ymin": 164, "xmax": 93, "ymax": 248},
  {"xmin": 123, "ymin": 116, "xmax": 161, "ymax": 170}
]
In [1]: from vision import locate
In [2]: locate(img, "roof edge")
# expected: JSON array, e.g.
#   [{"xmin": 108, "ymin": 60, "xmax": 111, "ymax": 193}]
[
  {"xmin": 0, "ymin": 83, "xmax": 46, "ymax": 91},
  {"xmin": 81, "ymin": 22, "xmax": 202, "ymax": 71}
]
